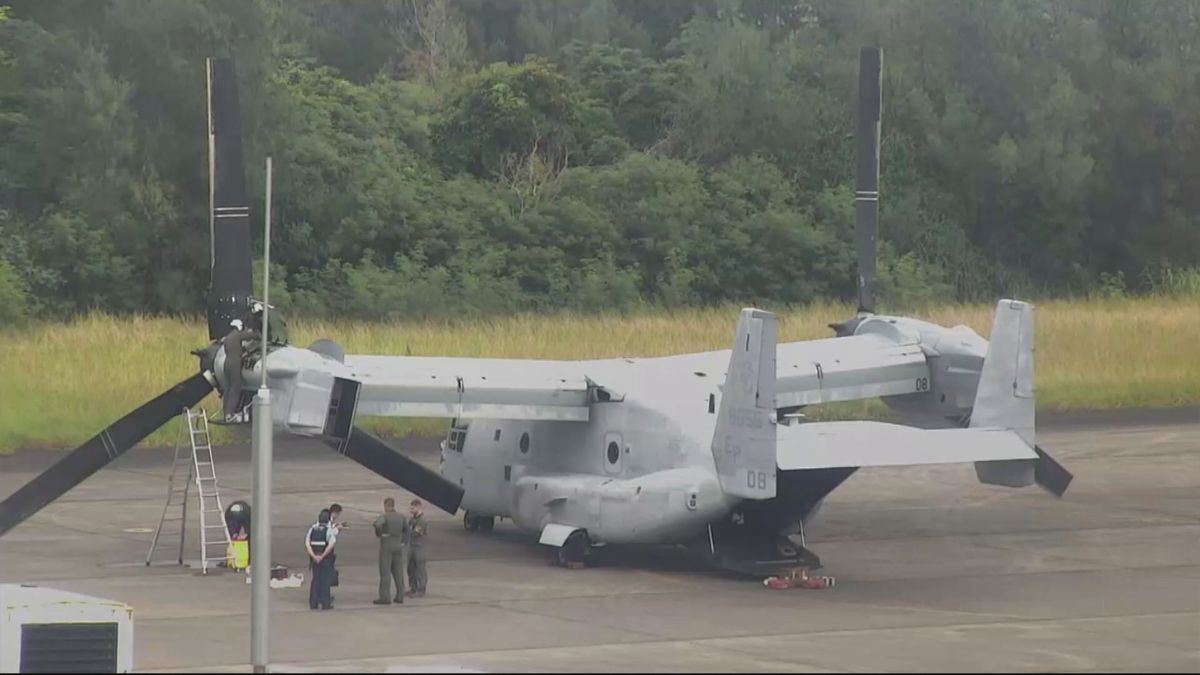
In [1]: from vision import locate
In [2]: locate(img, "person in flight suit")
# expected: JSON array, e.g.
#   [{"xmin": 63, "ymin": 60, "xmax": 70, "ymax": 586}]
[
  {"xmin": 372, "ymin": 497, "xmax": 408, "ymax": 605},
  {"xmin": 247, "ymin": 300, "xmax": 289, "ymax": 346},
  {"xmin": 405, "ymin": 499, "xmax": 428, "ymax": 599},
  {"xmin": 305, "ymin": 509, "xmax": 336, "ymax": 610}
]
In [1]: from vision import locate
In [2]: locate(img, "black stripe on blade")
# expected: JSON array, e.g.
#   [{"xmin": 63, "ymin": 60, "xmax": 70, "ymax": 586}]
[
  {"xmin": 1034, "ymin": 445, "xmax": 1073, "ymax": 497},
  {"xmin": 0, "ymin": 373, "xmax": 214, "ymax": 536},
  {"xmin": 330, "ymin": 427, "xmax": 464, "ymax": 515}
]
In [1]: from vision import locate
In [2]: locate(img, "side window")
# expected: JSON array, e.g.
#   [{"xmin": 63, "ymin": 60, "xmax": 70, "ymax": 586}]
[
  {"xmin": 603, "ymin": 432, "xmax": 622, "ymax": 475},
  {"xmin": 519, "ymin": 432, "xmax": 530, "ymax": 454},
  {"xmin": 447, "ymin": 423, "xmax": 469, "ymax": 453}
]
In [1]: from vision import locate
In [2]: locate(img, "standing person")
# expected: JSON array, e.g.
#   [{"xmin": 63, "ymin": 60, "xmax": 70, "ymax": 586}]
[
  {"xmin": 372, "ymin": 497, "xmax": 408, "ymax": 606},
  {"xmin": 327, "ymin": 503, "xmax": 347, "ymax": 566},
  {"xmin": 405, "ymin": 499, "xmax": 428, "ymax": 598},
  {"xmin": 327, "ymin": 504, "xmax": 347, "ymax": 598},
  {"xmin": 305, "ymin": 509, "xmax": 336, "ymax": 611}
]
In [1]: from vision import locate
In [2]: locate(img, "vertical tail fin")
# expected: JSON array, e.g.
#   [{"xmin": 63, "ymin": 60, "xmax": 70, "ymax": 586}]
[
  {"xmin": 972, "ymin": 299, "xmax": 1072, "ymax": 496},
  {"xmin": 971, "ymin": 299, "xmax": 1035, "ymax": 445},
  {"xmin": 972, "ymin": 299, "xmax": 1036, "ymax": 489},
  {"xmin": 712, "ymin": 309, "xmax": 778, "ymax": 500}
]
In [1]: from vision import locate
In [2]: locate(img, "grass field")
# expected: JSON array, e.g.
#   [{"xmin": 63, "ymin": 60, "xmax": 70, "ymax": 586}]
[{"xmin": 1, "ymin": 297, "xmax": 1197, "ymax": 452}]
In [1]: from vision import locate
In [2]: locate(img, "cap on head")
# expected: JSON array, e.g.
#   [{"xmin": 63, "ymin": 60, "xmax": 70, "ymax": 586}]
[
  {"xmin": 410, "ymin": 499, "xmax": 422, "ymax": 508},
  {"xmin": 252, "ymin": 302, "xmax": 264, "ymax": 314},
  {"xmin": 230, "ymin": 319, "xmax": 244, "ymax": 331}
]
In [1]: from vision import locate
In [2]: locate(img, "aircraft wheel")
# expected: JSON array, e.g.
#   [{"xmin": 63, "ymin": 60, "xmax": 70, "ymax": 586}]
[
  {"xmin": 556, "ymin": 530, "xmax": 590, "ymax": 567},
  {"xmin": 464, "ymin": 512, "xmax": 494, "ymax": 532}
]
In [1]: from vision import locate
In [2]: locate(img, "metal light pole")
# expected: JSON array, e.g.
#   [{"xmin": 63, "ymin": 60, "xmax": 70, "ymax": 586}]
[{"xmin": 251, "ymin": 156, "xmax": 273, "ymax": 674}]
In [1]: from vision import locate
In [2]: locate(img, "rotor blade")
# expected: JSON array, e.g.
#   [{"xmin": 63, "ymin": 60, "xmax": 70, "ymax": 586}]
[
  {"xmin": 1034, "ymin": 445, "xmax": 1074, "ymax": 498},
  {"xmin": 0, "ymin": 373, "xmax": 214, "ymax": 537},
  {"xmin": 855, "ymin": 46, "xmax": 882, "ymax": 314},
  {"xmin": 329, "ymin": 427, "xmax": 464, "ymax": 515},
  {"xmin": 207, "ymin": 56, "xmax": 254, "ymax": 340}
]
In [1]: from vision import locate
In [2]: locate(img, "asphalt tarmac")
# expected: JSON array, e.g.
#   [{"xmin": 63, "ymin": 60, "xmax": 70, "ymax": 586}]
[{"xmin": 1, "ymin": 408, "xmax": 1197, "ymax": 672}]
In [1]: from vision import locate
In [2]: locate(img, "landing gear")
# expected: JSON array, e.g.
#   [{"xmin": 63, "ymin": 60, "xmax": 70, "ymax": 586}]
[
  {"xmin": 463, "ymin": 512, "xmax": 494, "ymax": 532},
  {"xmin": 555, "ymin": 530, "xmax": 591, "ymax": 568}
]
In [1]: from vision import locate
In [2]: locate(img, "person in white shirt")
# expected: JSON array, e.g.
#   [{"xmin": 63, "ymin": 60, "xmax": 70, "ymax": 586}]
[{"xmin": 328, "ymin": 503, "xmax": 347, "ymax": 539}]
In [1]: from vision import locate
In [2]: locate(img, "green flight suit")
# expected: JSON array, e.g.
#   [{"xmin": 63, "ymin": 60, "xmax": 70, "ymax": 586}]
[
  {"xmin": 373, "ymin": 510, "xmax": 409, "ymax": 603},
  {"xmin": 407, "ymin": 512, "xmax": 428, "ymax": 595}
]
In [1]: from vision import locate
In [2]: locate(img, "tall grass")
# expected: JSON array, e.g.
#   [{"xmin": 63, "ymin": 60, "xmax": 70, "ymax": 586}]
[{"xmin": 1, "ymin": 297, "xmax": 1197, "ymax": 451}]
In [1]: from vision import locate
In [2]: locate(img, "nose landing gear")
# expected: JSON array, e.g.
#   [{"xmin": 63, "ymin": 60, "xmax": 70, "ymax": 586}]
[{"xmin": 554, "ymin": 530, "xmax": 591, "ymax": 569}]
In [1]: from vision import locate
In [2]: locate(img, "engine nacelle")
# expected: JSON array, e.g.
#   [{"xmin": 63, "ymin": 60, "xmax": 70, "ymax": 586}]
[{"xmin": 855, "ymin": 315, "xmax": 989, "ymax": 426}]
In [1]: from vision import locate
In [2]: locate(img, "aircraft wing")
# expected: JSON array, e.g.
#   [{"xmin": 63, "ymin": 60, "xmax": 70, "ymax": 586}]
[
  {"xmin": 264, "ymin": 348, "xmax": 598, "ymax": 436},
  {"xmin": 343, "ymin": 354, "xmax": 593, "ymax": 421},
  {"xmin": 661, "ymin": 333, "xmax": 929, "ymax": 408},
  {"xmin": 776, "ymin": 421, "xmax": 1037, "ymax": 470},
  {"xmin": 264, "ymin": 324, "xmax": 931, "ymax": 438}
]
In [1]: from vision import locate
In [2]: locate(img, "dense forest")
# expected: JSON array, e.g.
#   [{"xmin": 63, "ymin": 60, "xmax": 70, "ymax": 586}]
[{"xmin": 0, "ymin": 0, "xmax": 1197, "ymax": 323}]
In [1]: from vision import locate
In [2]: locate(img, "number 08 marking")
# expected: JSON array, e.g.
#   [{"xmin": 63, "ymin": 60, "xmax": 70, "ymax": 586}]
[
  {"xmin": 915, "ymin": 377, "xmax": 930, "ymax": 392},
  {"xmin": 746, "ymin": 470, "xmax": 768, "ymax": 490}
]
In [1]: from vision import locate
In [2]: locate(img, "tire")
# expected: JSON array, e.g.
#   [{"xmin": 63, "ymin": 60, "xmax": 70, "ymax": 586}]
[
  {"xmin": 463, "ymin": 512, "xmax": 478, "ymax": 532},
  {"xmin": 478, "ymin": 516, "xmax": 495, "ymax": 532},
  {"xmin": 556, "ymin": 530, "xmax": 590, "ymax": 567}
]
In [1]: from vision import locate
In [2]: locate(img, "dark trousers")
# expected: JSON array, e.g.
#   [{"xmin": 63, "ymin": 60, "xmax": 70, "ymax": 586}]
[
  {"xmin": 407, "ymin": 546, "xmax": 427, "ymax": 593},
  {"xmin": 309, "ymin": 556, "xmax": 334, "ymax": 609}
]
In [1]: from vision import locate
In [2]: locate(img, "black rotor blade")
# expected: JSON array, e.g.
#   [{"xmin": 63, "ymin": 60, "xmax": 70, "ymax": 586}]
[
  {"xmin": 855, "ymin": 46, "xmax": 882, "ymax": 314},
  {"xmin": 329, "ymin": 427, "xmax": 464, "ymax": 515},
  {"xmin": 1034, "ymin": 445, "xmax": 1074, "ymax": 498},
  {"xmin": 206, "ymin": 56, "xmax": 253, "ymax": 340},
  {"xmin": 0, "ymin": 373, "xmax": 214, "ymax": 537}
]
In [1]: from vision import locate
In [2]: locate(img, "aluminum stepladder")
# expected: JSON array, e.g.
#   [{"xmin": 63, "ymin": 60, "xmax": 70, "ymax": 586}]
[{"xmin": 146, "ymin": 407, "xmax": 232, "ymax": 574}]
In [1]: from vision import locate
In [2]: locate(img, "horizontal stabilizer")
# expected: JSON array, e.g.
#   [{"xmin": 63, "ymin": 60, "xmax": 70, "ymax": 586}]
[{"xmin": 777, "ymin": 421, "xmax": 1037, "ymax": 471}]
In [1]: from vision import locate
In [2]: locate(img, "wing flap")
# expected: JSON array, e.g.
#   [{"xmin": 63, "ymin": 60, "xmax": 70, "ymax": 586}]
[{"xmin": 777, "ymin": 421, "xmax": 1037, "ymax": 471}]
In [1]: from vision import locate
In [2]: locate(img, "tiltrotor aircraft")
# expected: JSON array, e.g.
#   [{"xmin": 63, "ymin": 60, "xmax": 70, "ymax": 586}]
[{"xmin": 0, "ymin": 48, "xmax": 1072, "ymax": 576}]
